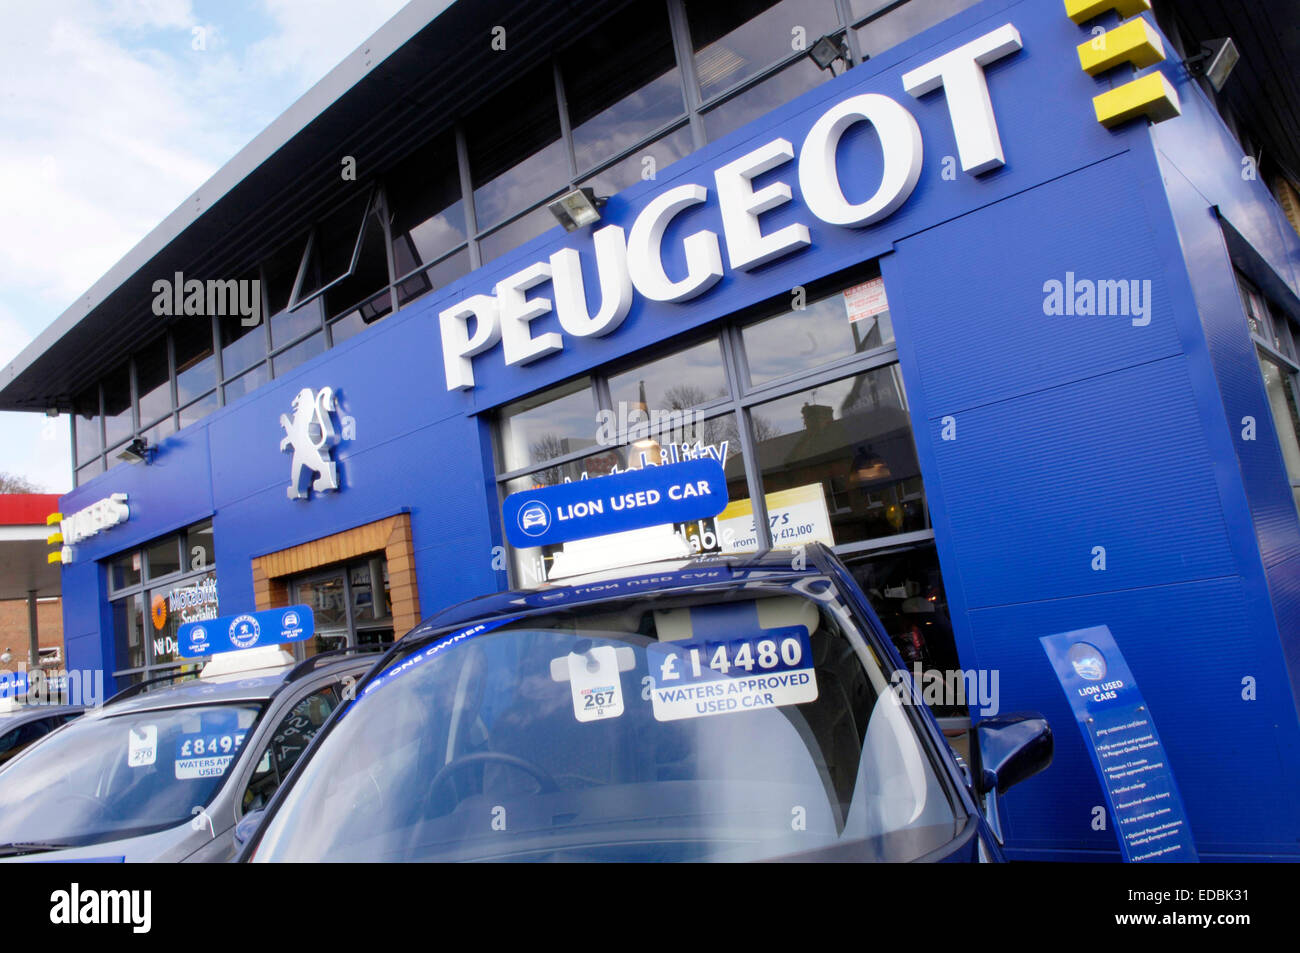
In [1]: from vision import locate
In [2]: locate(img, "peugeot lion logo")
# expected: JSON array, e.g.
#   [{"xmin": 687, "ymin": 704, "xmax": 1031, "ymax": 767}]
[
  {"xmin": 280, "ymin": 386, "xmax": 341, "ymax": 500},
  {"xmin": 1068, "ymin": 642, "xmax": 1107, "ymax": 681},
  {"xmin": 229, "ymin": 614, "xmax": 261, "ymax": 650}
]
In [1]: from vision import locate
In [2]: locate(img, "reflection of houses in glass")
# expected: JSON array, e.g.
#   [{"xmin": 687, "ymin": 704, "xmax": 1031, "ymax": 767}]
[{"xmin": 756, "ymin": 371, "xmax": 926, "ymax": 545}]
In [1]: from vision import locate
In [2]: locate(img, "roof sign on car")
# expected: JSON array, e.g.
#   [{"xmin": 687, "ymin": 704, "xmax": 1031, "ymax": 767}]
[
  {"xmin": 502, "ymin": 458, "xmax": 728, "ymax": 550},
  {"xmin": 177, "ymin": 605, "xmax": 315, "ymax": 658}
]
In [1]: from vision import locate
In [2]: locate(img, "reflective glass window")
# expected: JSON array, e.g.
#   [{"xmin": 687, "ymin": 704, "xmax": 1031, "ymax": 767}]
[
  {"xmin": 395, "ymin": 248, "xmax": 470, "ymax": 310},
  {"xmin": 297, "ymin": 193, "xmax": 370, "ymax": 302},
  {"xmin": 467, "ymin": 63, "xmax": 567, "ymax": 230},
  {"xmin": 273, "ymin": 332, "xmax": 326, "ymax": 377},
  {"xmin": 174, "ymin": 317, "xmax": 216, "ymax": 405},
  {"xmin": 136, "ymin": 335, "xmax": 171, "ymax": 427},
  {"xmin": 102, "ymin": 363, "xmax": 133, "ymax": 448},
  {"xmin": 580, "ymin": 127, "xmax": 693, "ymax": 198},
  {"xmin": 750, "ymin": 367, "xmax": 926, "ymax": 546},
  {"xmin": 179, "ymin": 390, "xmax": 219, "ymax": 430},
  {"xmin": 112, "ymin": 593, "xmax": 146, "ymax": 670},
  {"xmin": 742, "ymin": 279, "xmax": 893, "ymax": 387},
  {"xmin": 478, "ymin": 206, "xmax": 559, "ymax": 265},
  {"xmin": 703, "ymin": 58, "xmax": 824, "ymax": 142},
  {"xmin": 388, "ymin": 137, "xmax": 466, "ymax": 279},
  {"xmin": 687, "ymin": 0, "xmax": 838, "ymax": 100},
  {"xmin": 563, "ymin": 3, "xmax": 684, "ymax": 174},
  {"xmin": 607, "ymin": 338, "xmax": 729, "ymax": 423},
  {"xmin": 223, "ymin": 364, "xmax": 270, "ymax": 404},
  {"xmin": 498, "ymin": 379, "xmax": 598, "ymax": 473},
  {"xmin": 854, "ymin": 0, "xmax": 983, "ymax": 58},
  {"xmin": 74, "ymin": 386, "xmax": 101, "ymax": 464},
  {"xmin": 219, "ymin": 285, "xmax": 267, "ymax": 379},
  {"xmin": 324, "ymin": 206, "xmax": 390, "ymax": 323}
]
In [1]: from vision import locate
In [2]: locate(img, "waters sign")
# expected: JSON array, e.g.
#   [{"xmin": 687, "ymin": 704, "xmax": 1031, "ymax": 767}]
[
  {"xmin": 1040, "ymin": 625, "xmax": 1198, "ymax": 862},
  {"xmin": 502, "ymin": 459, "xmax": 728, "ymax": 548},
  {"xmin": 178, "ymin": 605, "xmax": 315, "ymax": 657}
]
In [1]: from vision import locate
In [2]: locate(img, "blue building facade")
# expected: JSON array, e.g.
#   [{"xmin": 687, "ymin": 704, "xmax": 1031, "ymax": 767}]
[{"xmin": 39, "ymin": 0, "xmax": 1300, "ymax": 859}]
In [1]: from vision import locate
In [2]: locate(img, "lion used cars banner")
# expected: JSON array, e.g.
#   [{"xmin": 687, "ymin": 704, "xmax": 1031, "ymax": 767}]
[
  {"xmin": 177, "ymin": 605, "xmax": 315, "ymax": 657},
  {"xmin": 1041, "ymin": 625, "xmax": 1198, "ymax": 863}
]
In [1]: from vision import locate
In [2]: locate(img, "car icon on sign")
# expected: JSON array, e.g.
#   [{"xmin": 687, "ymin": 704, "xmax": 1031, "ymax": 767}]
[{"xmin": 518, "ymin": 503, "xmax": 550, "ymax": 536}]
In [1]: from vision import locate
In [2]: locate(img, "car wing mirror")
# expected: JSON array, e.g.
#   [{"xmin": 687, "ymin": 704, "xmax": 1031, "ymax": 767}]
[
  {"xmin": 973, "ymin": 713, "xmax": 1053, "ymax": 846},
  {"xmin": 234, "ymin": 809, "xmax": 266, "ymax": 848}
]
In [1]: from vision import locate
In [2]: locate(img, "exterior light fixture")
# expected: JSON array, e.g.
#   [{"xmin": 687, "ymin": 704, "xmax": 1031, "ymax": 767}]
[
  {"xmin": 116, "ymin": 437, "xmax": 154, "ymax": 465},
  {"xmin": 548, "ymin": 188, "xmax": 607, "ymax": 232},
  {"xmin": 809, "ymin": 33, "xmax": 851, "ymax": 74},
  {"xmin": 1184, "ymin": 37, "xmax": 1239, "ymax": 93}
]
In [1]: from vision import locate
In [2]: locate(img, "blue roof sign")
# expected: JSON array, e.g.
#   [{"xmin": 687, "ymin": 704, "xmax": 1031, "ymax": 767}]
[
  {"xmin": 502, "ymin": 459, "xmax": 728, "ymax": 549},
  {"xmin": 178, "ymin": 605, "xmax": 315, "ymax": 657}
]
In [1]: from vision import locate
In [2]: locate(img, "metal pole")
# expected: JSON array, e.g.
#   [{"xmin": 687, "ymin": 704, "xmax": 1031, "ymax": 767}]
[{"xmin": 26, "ymin": 589, "xmax": 38, "ymax": 669}]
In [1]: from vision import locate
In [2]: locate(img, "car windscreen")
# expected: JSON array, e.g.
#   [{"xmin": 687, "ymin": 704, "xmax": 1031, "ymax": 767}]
[
  {"xmin": 0, "ymin": 702, "xmax": 261, "ymax": 850},
  {"xmin": 253, "ymin": 582, "xmax": 965, "ymax": 862}
]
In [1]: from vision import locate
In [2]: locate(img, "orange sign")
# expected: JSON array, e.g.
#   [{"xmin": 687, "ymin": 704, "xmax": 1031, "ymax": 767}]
[{"xmin": 151, "ymin": 594, "xmax": 168, "ymax": 631}]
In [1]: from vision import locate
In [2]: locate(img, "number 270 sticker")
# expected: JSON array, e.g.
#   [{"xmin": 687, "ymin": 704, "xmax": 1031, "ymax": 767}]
[{"xmin": 646, "ymin": 626, "xmax": 818, "ymax": 722}]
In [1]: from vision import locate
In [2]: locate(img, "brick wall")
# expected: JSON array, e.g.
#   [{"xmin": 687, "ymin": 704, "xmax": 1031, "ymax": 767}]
[{"xmin": 0, "ymin": 598, "xmax": 64, "ymax": 661}]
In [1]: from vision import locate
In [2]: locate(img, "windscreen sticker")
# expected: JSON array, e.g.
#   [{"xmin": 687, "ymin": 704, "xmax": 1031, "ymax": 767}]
[
  {"xmin": 174, "ymin": 731, "xmax": 246, "ymax": 780},
  {"xmin": 566, "ymin": 646, "xmax": 625, "ymax": 723},
  {"xmin": 645, "ymin": 626, "xmax": 817, "ymax": 722},
  {"xmin": 127, "ymin": 725, "xmax": 157, "ymax": 767}
]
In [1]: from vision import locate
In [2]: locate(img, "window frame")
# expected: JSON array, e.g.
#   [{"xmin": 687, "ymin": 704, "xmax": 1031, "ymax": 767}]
[{"xmin": 491, "ymin": 265, "xmax": 933, "ymax": 586}]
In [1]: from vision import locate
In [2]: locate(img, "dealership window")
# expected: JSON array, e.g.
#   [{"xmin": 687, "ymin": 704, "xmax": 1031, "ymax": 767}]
[
  {"xmin": 562, "ymin": 3, "xmax": 685, "ymax": 177},
  {"xmin": 288, "ymin": 556, "xmax": 393, "ymax": 653},
  {"xmin": 1239, "ymin": 272, "xmax": 1300, "ymax": 514},
  {"xmin": 494, "ymin": 265, "xmax": 921, "ymax": 575},
  {"xmin": 107, "ymin": 519, "xmax": 218, "ymax": 688},
  {"xmin": 101, "ymin": 362, "xmax": 133, "ymax": 462},
  {"xmin": 491, "ymin": 265, "xmax": 965, "ymax": 711}
]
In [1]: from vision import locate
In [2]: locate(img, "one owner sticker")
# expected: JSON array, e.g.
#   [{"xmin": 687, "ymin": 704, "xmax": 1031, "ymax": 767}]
[{"xmin": 646, "ymin": 626, "xmax": 818, "ymax": 721}]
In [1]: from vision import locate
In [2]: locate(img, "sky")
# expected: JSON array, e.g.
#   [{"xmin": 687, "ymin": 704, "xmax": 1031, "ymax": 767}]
[{"xmin": 0, "ymin": 0, "xmax": 409, "ymax": 493}]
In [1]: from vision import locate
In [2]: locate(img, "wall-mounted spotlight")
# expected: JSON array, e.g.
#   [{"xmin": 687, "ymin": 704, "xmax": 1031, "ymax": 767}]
[
  {"xmin": 116, "ymin": 436, "xmax": 154, "ymax": 465},
  {"xmin": 1183, "ymin": 37, "xmax": 1239, "ymax": 93},
  {"xmin": 809, "ymin": 33, "xmax": 851, "ymax": 74},
  {"xmin": 548, "ymin": 187, "xmax": 607, "ymax": 232}
]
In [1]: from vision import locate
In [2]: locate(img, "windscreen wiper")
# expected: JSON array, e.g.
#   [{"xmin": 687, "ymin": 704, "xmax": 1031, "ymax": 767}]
[{"xmin": 0, "ymin": 841, "xmax": 77, "ymax": 856}]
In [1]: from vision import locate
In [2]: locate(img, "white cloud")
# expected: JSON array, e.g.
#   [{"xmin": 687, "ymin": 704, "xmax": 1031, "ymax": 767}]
[
  {"xmin": 250, "ymin": 0, "xmax": 407, "ymax": 85},
  {"xmin": 0, "ymin": 0, "xmax": 409, "ymax": 491}
]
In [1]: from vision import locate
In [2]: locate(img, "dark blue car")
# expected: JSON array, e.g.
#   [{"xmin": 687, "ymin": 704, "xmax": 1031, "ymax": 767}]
[{"xmin": 239, "ymin": 544, "xmax": 1052, "ymax": 862}]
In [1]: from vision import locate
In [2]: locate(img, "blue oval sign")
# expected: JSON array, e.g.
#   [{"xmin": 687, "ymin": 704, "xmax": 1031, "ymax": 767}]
[{"xmin": 502, "ymin": 459, "xmax": 729, "ymax": 549}]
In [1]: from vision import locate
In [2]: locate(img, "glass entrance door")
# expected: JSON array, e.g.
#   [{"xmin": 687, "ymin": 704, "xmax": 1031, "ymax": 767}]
[{"xmin": 291, "ymin": 555, "xmax": 394, "ymax": 654}]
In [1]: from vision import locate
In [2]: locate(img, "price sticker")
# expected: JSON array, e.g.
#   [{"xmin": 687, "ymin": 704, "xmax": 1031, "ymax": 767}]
[
  {"xmin": 645, "ymin": 626, "xmax": 818, "ymax": 722},
  {"xmin": 567, "ymin": 646, "xmax": 625, "ymax": 723},
  {"xmin": 127, "ymin": 725, "xmax": 158, "ymax": 767}
]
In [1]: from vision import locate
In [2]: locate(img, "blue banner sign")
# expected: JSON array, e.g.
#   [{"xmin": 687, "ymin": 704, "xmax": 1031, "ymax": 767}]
[
  {"xmin": 1040, "ymin": 625, "xmax": 1198, "ymax": 863},
  {"xmin": 0, "ymin": 670, "xmax": 28, "ymax": 698},
  {"xmin": 178, "ymin": 605, "xmax": 314, "ymax": 657},
  {"xmin": 502, "ymin": 459, "xmax": 728, "ymax": 548}
]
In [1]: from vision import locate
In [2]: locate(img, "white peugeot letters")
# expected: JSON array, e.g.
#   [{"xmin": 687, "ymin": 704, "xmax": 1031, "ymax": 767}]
[{"xmin": 439, "ymin": 24, "xmax": 1023, "ymax": 390}]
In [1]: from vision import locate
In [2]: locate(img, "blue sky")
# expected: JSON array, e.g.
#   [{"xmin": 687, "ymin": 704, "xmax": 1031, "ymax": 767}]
[{"xmin": 0, "ymin": 0, "xmax": 409, "ymax": 492}]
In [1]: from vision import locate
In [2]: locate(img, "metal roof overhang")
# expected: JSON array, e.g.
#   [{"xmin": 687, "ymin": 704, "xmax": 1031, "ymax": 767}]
[{"xmin": 0, "ymin": 0, "xmax": 627, "ymax": 412}]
